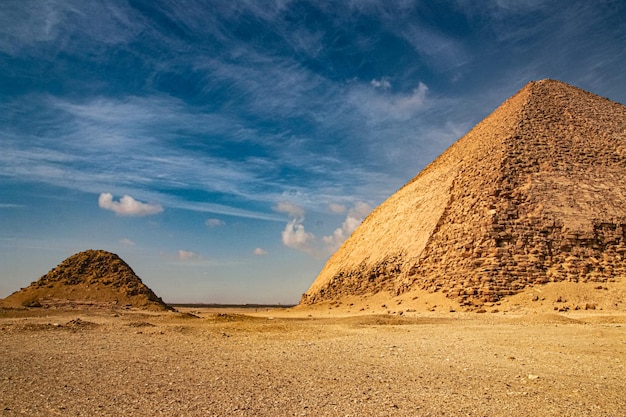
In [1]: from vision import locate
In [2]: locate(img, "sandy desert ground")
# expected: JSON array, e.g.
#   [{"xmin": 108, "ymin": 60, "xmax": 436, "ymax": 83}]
[{"xmin": 1, "ymin": 286, "xmax": 625, "ymax": 417}]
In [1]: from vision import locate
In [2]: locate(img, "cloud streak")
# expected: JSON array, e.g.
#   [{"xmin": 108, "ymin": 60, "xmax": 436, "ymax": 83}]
[
  {"xmin": 0, "ymin": 1, "xmax": 473, "ymax": 223},
  {"xmin": 0, "ymin": 93, "xmax": 290, "ymax": 220}
]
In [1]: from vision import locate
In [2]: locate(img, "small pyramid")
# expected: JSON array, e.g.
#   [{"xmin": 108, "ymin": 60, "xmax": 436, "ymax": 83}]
[
  {"xmin": 302, "ymin": 79, "xmax": 626, "ymax": 308},
  {"xmin": 1, "ymin": 249, "xmax": 171, "ymax": 310}
]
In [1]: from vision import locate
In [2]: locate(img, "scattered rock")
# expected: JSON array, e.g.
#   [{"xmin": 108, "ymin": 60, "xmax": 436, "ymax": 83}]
[{"xmin": 65, "ymin": 318, "xmax": 98, "ymax": 331}]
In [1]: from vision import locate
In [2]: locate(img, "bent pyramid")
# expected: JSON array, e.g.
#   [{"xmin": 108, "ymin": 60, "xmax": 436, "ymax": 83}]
[
  {"xmin": 302, "ymin": 79, "xmax": 626, "ymax": 308},
  {"xmin": 1, "ymin": 249, "xmax": 171, "ymax": 310}
]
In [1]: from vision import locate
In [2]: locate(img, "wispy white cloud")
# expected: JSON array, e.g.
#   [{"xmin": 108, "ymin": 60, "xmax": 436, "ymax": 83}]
[
  {"xmin": 0, "ymin": 0, "xmax": 145, "ymax": 54},
  {"xmin": 397, "ymin": 24, "xmax": 469, "ymax": 71},
  {"xmin": 347, "ymin": 82, "xmax": 430, "ymax": 122},
  {"xmin": 274, "ymin": 202, "xmax": 305, "ymax": 219},
  {"xmin": 371, "ymin": 78, "xmax": 391, "ymax": 89},
  {"xmin": 205, "ymin": 218, "xmax": 225, "ymax": 228},
  {"xmin": 387, "ymin": 82, "xmax": 430, "ymax": 118},
  {"xmin": 119, "ymin": 238, "xmax": 136, "ymax": 246},
  {"xmin": 0, "ymin": 93, "xmax": 289, "ymax": 220},
  {"xmin": 170, "ymin": 200, "xmax": 283, "ymax": 222},
  {"xmin": 0, "ymin": 1, "xmax": 458, "ymax": 221},
  {"xmin": 98, "ymin": 193, "xmax": 163, "ymax": 216},
  {"xmin": 339, "ymin": 2, "xmax": 469, "ymax": 73},
  {"xmin": 328, "ymin": 203, "xmax": 346, "ymax": 214},
  {"xmin": 0, "ymin": 0, "xmax": 69, "ymax": 53},
  {"xmin": 453, "ymin": 0, "xmax": 548, "ymax": 21}
]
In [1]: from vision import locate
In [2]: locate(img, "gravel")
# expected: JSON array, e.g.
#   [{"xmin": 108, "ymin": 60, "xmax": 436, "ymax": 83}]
[{"xmin": 1, "ymin": 310, "xmax": 625, "ymax": 416}]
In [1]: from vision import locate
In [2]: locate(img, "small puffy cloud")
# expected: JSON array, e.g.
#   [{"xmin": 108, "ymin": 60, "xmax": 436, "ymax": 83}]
[
  {"xmin": 323, "ymin": 202, "xmax": 372, "ymax": 252},
  {"xmin": 178, "ymin": 250, "xmax": 199, "ymax": 261},
  {"xmin": 274, "ymin": 202, "xmax": 305, "ymax": 219},
  {"xmin": 253, "ymin": 247, "xmax": 268, "ymax": 256},
  {"xmin": 275, "ymin": 202, "xmax": 316, "ymax": 254},
  {"xmin": 282, "ymin": 218, "xmax": 315, "ymax": 254},
  {"xmin": 119, "ymin": 238, "xmax": 135, "ymax": 246},
  {"xmin": 98, "ymin": 193, "xmax": 163, "ymax": 216},
  {"xmin": 371, "ymin": 77, "xmax": 392, "ymax": 89},
  {"xmin": 328, "ymin": 203, "xmax": 346, "ymax": 214},
  {"xmin": 205, "ymin": 218, "xmax": 225, "ymax": 228}
]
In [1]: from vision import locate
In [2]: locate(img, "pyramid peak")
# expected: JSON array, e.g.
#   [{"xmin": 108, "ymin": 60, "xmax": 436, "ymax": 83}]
[{"xmin": 516, "ymin": 78, "xmax": 615, "ymax": 105}]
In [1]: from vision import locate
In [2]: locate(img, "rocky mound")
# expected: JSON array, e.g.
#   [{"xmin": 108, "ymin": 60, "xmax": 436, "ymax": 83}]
[
  {"xmin": 0, "ymin": 250, "xmax": 171, "ymax": 310},
  {"xmin": 301, "ymin": 79, "xmax": 626, "ymax": 309}
]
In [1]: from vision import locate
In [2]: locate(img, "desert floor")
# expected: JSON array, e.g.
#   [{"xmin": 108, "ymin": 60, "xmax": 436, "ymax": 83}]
[{"xmin": 1, "ymin": 291, "xmax": 625, "ymax": 417}]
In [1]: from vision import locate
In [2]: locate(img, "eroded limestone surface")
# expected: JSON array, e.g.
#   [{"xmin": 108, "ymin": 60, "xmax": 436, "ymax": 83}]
[{"xmin": 302, "ymin": 80, "xmax": 626, "ymax": 307}]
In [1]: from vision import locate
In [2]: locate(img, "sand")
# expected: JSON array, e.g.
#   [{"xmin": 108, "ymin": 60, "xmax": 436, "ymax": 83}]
[{"xmin": 1, "ymin": 301, "xmax": 625, "ymax": 417}]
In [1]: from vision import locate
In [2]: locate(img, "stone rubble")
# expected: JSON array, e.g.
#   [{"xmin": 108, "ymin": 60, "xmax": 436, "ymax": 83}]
[{"xmin": 0, "ymin": 249, "xmax": 171, "ymax": 310}]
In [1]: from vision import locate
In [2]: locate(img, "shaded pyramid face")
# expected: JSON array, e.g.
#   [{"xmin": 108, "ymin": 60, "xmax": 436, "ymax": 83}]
[
  {"xmin": 1, "ymin": 249, "xmax": 171, "ymax": 310},
  {"xmin": 302, "ymin": 79, "xmax": 626, "ymax": 307}
]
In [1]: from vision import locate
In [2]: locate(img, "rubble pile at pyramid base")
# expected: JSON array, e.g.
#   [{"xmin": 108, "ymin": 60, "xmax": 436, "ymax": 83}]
[
  {"xmin": 295, "ymin": 279, "xmax": 626, "ymax": 314},
  {"xmin": 0, "ymin": 250, "xmax": 171, "ymax": 311},
  {"xmin": 301, "ymin": 80, "xmax": 626, "ymax": 309}
]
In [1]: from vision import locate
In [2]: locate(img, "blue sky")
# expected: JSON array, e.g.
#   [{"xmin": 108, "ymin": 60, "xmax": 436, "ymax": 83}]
[{"xmin": 1, "ymin": 0, "xmax": 625, "ymax": 304}]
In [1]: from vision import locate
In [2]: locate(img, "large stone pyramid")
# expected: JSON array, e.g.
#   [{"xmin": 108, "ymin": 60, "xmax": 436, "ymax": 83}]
[
  {"xmin": 1, "ymin": 249, "xmax": 171, "ymax": 310},
  {"xmin": 301, "ymin": 79, "xmax": 626, "ymax": 308}
]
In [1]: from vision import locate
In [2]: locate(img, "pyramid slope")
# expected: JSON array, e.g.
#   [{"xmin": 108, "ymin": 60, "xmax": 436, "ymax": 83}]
[
  {"xmin": 1, "ymin": 250, "xmax": 171, "ymax": 310},
  {"xmin": 302, "ymin": 79, "xmax": 626, "ymax": 307}
]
